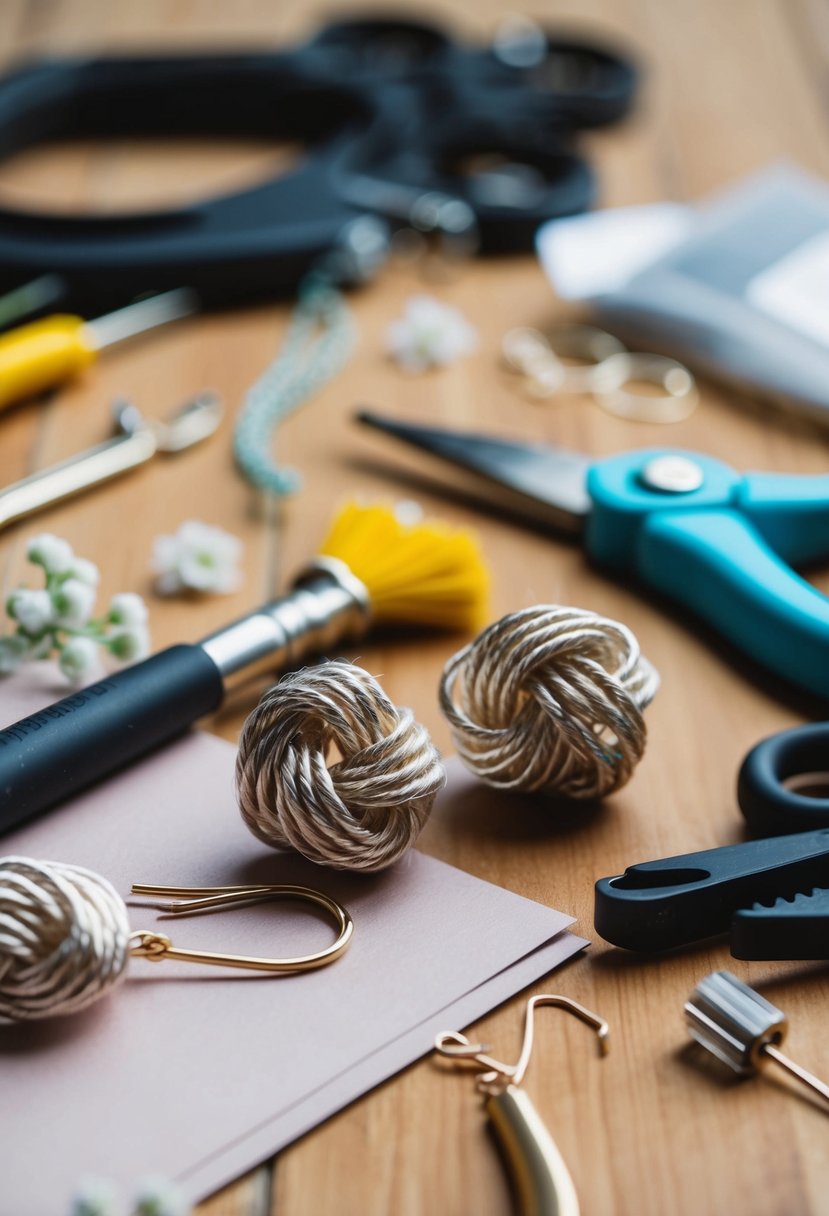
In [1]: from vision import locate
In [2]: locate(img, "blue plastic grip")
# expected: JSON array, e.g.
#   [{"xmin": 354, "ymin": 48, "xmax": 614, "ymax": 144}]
[
  {"xmin": 639, "ymin": 510, "xmax": 829, "ymax": 696},
  {"xmin": 585, "ymin": 449, "xmax": 737, "ymax": 571},
  {"xmin": 585, "ymin": 449, "xmax": 829, "ymax": 699},
  {"xmin": 738, "ymin": 472, "xmax": 829, "ymax": 565}
]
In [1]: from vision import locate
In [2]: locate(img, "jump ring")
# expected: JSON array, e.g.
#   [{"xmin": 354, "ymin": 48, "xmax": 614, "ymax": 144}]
[{"xmin": 588, "ymin": 351, "xmax": 698, "ymax": 422}]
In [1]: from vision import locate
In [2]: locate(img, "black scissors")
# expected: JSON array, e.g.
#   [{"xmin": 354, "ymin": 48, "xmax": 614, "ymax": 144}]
[
  {"xmin": 594, "ymin": 723, "xmax": 829, "ymax": 959},
  {"xmin": 0, "ymin": 14, "xmax": 638, "ymax": 315}
]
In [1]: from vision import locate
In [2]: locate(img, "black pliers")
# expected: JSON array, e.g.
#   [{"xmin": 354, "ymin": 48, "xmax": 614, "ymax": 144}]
[{"xmin": 594, "ymin": 724, "xmax": 829, "ymax": 958}]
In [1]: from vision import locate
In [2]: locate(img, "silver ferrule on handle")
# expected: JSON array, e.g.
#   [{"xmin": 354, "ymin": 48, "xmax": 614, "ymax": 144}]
[{"xmin": 198, "ymin": 557, "xmax": 371, "ymax": 685}]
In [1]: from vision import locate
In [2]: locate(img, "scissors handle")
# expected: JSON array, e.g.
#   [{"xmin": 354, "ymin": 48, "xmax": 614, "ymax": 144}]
[
  {"xmin": 738, "ymin": 724, "xmax": 829, "ymax": 836},
  {"xmin": 640, "ymin": 509, "xmax": 829, "ymax": 698},
  {"xmin": 587, "ymin": 451, "xmax": 829, "ymax": 701}
]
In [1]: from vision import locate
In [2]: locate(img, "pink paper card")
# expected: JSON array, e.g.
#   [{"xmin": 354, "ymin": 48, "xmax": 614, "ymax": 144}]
[{"xmin": 0, "ymin": 671, "xmax": 584, "ymax": 1213}]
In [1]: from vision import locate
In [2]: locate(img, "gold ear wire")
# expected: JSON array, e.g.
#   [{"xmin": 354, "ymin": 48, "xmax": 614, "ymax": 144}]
[
  {"xmin": 435, "ymin": 995, "xmax": 610, "ymax": 1216},
  {"xmin": 127, "ymin": 883, "xmax": 353, "ymax": 973},
  {"xmin": 435, "ymin": 994, "xmax": 609, "ymax": 1094}
]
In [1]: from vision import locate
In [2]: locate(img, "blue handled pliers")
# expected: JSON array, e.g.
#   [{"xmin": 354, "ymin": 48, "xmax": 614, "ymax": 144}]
[{"xmin": 357, "ymin": 410, "xmax": 829, "ymax": 699}]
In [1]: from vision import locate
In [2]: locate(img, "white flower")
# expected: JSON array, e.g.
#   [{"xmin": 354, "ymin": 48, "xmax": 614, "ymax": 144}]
[
  {"xmin": 69, "ymin": 557, "xmax": 100, "ymax": 587},
  {"xmin": 108, "ymin": 624, "xmax": 151, "ymax": 664},
  {"xmin": 108, "ymin": 592, "xmax": 149, "ymax": 627},
  {"xmin": 152, "ymin": 521, "xmax": 242, "ymax": 595},
  {"xmin": 27, "ymin": 532, "xmax": 74, "ymax": 575},
  {"xmin": 58, "ymin": 636, "xmax": 102, "ymax": 684},
  {"xmin": 132, "ymin": 1176, "xmax": 190, "ymax": 1216},
  {"xmin": 7, "ymin": 589, "xmax": 54, "ymax": 635},
  {"xmin": 51, "ymin": 578, "xmax": 97, "ymax": 629},
  {"xmin": 69, "ymin": 1175, "xmax": 121, "ymax": 1216},
  {"xmin": 385, "ymin": 295, "xmax": 478, "ymax": 372},
  {"xmin": 0, "ymin": 634, "xmax": 30, "ymax": 675}
]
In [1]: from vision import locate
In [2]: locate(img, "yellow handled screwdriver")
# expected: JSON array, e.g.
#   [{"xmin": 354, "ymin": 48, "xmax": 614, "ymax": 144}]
[{"xmin": 0, "ymin": 286, "xmax": 198, "ymax": 410}]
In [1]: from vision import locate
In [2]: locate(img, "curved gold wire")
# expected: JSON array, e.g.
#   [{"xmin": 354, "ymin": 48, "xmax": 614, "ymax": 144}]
[
  {"xmin": 127, "ymin": 882, "xmax": 353, "ymax": 973},
  {"xmin": 435, "ymin": 994, "xmax": 609, "ymax": 1095}
]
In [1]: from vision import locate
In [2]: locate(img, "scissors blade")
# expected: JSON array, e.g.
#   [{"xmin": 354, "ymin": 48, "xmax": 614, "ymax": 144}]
[{"xmin": 356, "ymin": 410, "xmax": 592, "ymax": 534}]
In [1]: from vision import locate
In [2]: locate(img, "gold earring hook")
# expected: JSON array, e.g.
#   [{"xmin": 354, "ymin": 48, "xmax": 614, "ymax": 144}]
[
  {"xmin": 435, "ymin": 994, "xmax": 609, "ymax": 1095},
  {"xmin": 127, "ymin": 882, "xmax": 353, "ymax": 973}
]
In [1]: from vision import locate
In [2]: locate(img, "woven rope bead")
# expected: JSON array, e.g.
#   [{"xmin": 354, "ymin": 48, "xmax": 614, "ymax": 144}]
[
  {"xmin": 236, "ymin": 660, "xmax": 445, "ymax": 871},
  {"xmin": 440, "ymin": 605, "xmax": 659, "ymax": 798},
  {"xmin": 0, "ymin": 856, "xmax": 131, "ymax": 1023}
]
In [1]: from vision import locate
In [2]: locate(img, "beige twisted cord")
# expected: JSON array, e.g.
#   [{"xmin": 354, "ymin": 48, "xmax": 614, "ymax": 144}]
[
  {"xmin": 440, "ymin": 605, "xmax": 659, "ymax": 798},
  {"xmin": 236, "ymin": 660, "xmax": 445, "ymax": 871},
  {"xmin": 0, "ymin": 856, "xmax": 131, "ymax": 1023}
]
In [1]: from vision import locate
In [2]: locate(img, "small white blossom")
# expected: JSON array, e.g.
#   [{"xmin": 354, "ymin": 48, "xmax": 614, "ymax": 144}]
[
  {"xmin": 27, "ymin": 532, "xmax": 74, "ymax": 575},
  {"xmin": 8, "ymin": 589, "xmax": 54, "ymax": 635},
  {"xmin": 0, "ymin": 634, "xmax": 30, "ymax": 674},
  {"xmin": 108, "ymin": 625, "xmax": 151, "ymax": 664},
  {"xmin": 69, "ymin": 557, "xmax": 100, "ymax": 587},
  {"xmin": 58, "ymin": 636, "xmax": 102, "ymax": 684},
  {"xmin": 132, "ymin": 1176, "xmax": 190, "ymax": 1216},
  {"xmin": 152, "ymin": 521, "xmax": 242, "ymax": 595},
  {"xmin": 108, "ymin": 592, "xmax": 149, "ymax": 627},
  {"xmin": 52, "ymin": 578, "xmax": 97, "ymax": 629},
  {"xmin": 69, "ymin": 1175, "xmax": 122, "ymax": 1216},
  {"xmin": 385, "ymin": 295, "xmax": 478, "ymax": 372},
  {"xmin": 1, "ymin": 535, "xmax": 153, "ymax": 683}
]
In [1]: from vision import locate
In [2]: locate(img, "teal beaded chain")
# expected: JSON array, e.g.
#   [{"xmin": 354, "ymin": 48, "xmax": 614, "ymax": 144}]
[{"xmin": 232, "ymin": 270, "xmax": 356, "ymax": 497}]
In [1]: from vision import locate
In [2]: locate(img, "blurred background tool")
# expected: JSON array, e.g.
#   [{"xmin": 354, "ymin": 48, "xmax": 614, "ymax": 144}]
[
  {"xmin": 0, "ymin": 287, "xmax": 197, "ymax": 410},
  {"xmin": 0, "ymin": 14, "xmax": 638, "ymax": 312},
  {"xmin": 0, "ymin": 274, "xmax": 64, "ymax": 330},
  {"xmin": 686, "ymin": 971, "xmax": 829, "ymax": 1111},
  {"xmin": 0, "ymin": 393, "xmax": 221, "ymax": 532}
]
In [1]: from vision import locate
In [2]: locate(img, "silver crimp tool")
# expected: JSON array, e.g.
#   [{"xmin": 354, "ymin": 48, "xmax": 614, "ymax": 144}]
[
  {"xmin": 0, "ymin": 392, "xmax": 222, "ymax": 531},
  {"xmin": 685, "ymin": 970, "xmax": 829, "ymax": 1110}
]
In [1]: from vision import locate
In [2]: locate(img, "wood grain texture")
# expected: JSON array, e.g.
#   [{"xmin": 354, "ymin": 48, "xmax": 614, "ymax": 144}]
[{"xmin": 1, "ymin": 1, "xmax": 828, "ymax": 1213}]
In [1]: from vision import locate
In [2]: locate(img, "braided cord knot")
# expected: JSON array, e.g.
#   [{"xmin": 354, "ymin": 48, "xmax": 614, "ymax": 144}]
[
  {"xmin": 440, "ymin": 605, "xmax": 658, "ymax": 798},
  {"xmin": 0, "ymin": 856, "xmax": 131, "ymax": 1022},
  {"xmin": 236, "ymin": 660, "xmax": 445, "ymax": 871}
]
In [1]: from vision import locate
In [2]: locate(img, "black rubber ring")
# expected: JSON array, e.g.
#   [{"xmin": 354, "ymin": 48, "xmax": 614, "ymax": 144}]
[{"xmin": 737, "ymin": 723, "xmax": 829, "ymax": 835}]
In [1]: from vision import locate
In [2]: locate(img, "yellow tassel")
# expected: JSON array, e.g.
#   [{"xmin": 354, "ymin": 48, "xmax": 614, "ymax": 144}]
[{"xmin": 319, "ymin": 501, "xmax": 489, "ymax": 633}]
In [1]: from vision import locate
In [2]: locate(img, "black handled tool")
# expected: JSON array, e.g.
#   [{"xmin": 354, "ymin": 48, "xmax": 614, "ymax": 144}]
[
  {"xmin": 594, "ymin": 829, "xmax": 829, "ymax": 956},
  {"xmin": 0, "ymin": 14, "xmax": 638, "ymax": 312}
]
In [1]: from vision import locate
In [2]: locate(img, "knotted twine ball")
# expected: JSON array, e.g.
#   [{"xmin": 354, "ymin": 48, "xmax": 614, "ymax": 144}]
[
  {"xmin": 236, "ymin": 660, "xmax": 445, "ymax": 871},
  {"xmin": 0, "ymin": 856, "xmax": 130, "ymax": 1023},
  {"xmin": 439, "ymin": 605, "xmax": 659, "ymax": 798}
]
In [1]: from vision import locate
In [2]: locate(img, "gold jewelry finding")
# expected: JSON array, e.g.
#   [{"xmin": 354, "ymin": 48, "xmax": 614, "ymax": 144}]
[{"xmin": 128, "ymin": 882, "xmax": 353, "ymax": 973}]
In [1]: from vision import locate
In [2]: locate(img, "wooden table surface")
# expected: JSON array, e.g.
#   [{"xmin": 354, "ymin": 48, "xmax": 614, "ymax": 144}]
[{"xmin": 1, "ymin": 1, "xmax": 828, "ymax": 1213}]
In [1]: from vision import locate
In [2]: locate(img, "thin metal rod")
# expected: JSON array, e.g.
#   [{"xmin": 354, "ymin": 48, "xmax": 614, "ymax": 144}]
[
  {"xmin": 762, "ymin": 1043, "xmax": 829, "ymax": 1109},
  {"xmin": 85, "ymin": 287, "xmax": 198, "ymax": 350}
]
